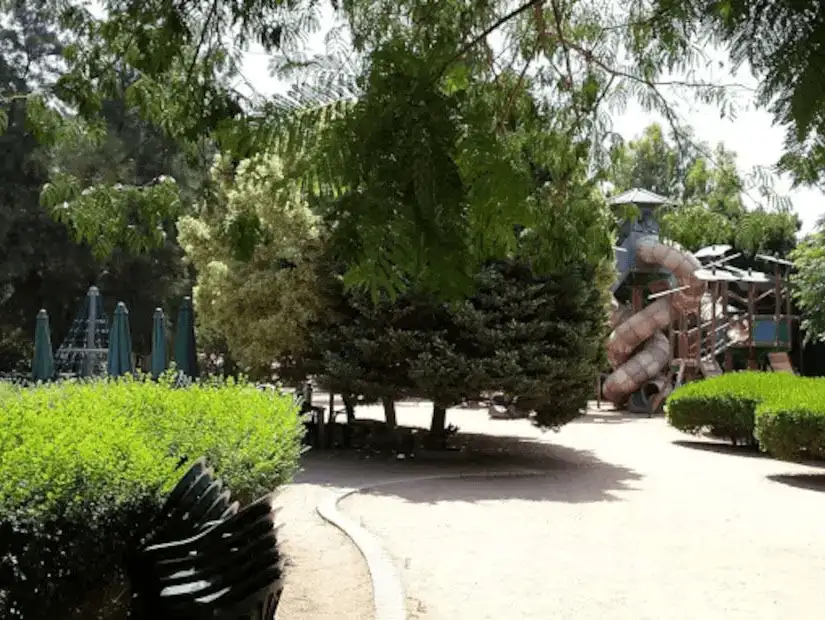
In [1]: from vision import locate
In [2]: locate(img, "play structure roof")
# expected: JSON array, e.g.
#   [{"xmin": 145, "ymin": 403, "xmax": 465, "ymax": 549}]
[
  {"xmin": 608, "ymin": 188, "xmax": 672, "ymax": 206},
  {"xmin": 694, "ymin": 266, "xmax": 773, "ymax": 285},
  {"xmin": 694, "ymin": 268, "xmax": 739, "ymax": 281},
  {"xmin": 694, "ymin": 244, "xmax": 733, "ymax": 259}
]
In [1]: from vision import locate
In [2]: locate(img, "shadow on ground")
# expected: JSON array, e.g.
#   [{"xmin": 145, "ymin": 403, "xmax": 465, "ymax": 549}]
[
  {"xmin": 294, "ymin": 431, "xmax": 642, "ymax": 504},
  {"xmin": 672, "ymin": 439, "xmax": 764, "ymax": 458},
  {"xmin": 768, "ymin": 473, "xmax": 825, "ymax": 492}
]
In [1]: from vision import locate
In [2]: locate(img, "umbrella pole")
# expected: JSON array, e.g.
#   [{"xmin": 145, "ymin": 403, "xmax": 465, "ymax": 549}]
[{"xmin": 83, "ymin": 288, "xmax": 98, "ymax": 377}]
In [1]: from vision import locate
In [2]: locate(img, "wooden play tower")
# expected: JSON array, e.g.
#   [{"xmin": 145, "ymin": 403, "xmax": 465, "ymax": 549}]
[{"xmin": 669, "ymin": 246, "xmax": 797, "ymax": 384}]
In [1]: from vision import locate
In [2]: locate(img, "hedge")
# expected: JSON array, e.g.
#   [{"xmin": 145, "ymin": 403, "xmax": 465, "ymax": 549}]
[
  {"xmin": 666, "ymin": 372, "xmax": 825, "ymax": 459},
  {"xmin": 0, "ymin": 374, "xmax": 303, "ymax": 620}
]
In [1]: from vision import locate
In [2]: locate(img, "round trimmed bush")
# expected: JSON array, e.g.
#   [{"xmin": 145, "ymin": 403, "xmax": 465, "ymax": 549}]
[
  {"xmin": 666, "ymin": 372, "xmax": 825, "ymax": 458},
  {"xmin": 754, "ymin": 379, "xmax": 825, "ymax": 461},
  {"xmin": 667, "ymin": 373, "xmax": 782, "ymax": 444}
]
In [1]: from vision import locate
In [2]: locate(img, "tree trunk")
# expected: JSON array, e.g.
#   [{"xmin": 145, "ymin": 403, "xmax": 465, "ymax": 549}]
[
  {"xmin": 429, "ymin": 403, "xmax": 447, "ymax": 448},
  {"xmin": 382, "ymin": 397, "xmax": 397, "ymax": 429},
  {"xmin": 343, "ymin": 394, "xmax": 356, "ymax": 423}
]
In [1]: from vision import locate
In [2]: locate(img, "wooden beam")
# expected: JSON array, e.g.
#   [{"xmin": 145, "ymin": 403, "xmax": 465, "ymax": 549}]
[
  {"xmin": 688, "ymin": 317, "xmax": 741, "ymax": 334},
  {"xmin": 632, "ymin": 286, "xmax": 643, "ymax": 312},
  {"xmin": 753, "ymin": 314, "xmax": 797, "ymax": 321},
  {"xmin": 728, "ymin": 291, "xmax": 748, "ymax": 305},
  {"xmin": 722, "ymin": 281, "xmax": 733, "ymax": 371},
  {"xmin": 648, "ymin": 284, "xmax": 690, "ymax": 300},
  {"xmin": 756, "ymin": 253, "xmax": 794, "ymax": 267},
  {"xmin": 704, "ymin": 252, "xmax": 743, "ymax": 268},
  {"xmin": 755, "ymin": 288, "xmax": 776, "ymax": 303},
  {"xmin": 710, "ymin": 280, "xmax": 718, "ymax": 357}
]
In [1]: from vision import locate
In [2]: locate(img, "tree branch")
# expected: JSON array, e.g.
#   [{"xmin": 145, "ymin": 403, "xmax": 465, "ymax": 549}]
[
  {"xmin": 437, "ymin": 0, "xmax": 545, "ymax": 82},
  {"xmin": 496, "ymin": 33, "xmax": 541, "ymax": 134}
]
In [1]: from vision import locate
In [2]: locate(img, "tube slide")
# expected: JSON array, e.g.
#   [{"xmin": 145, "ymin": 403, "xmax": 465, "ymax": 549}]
[{"xmin": 603, "ymin": 236, "xmax": 704, "ymax": 405}]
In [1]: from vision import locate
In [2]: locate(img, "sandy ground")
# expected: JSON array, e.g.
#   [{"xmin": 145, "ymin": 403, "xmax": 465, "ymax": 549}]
[
  {"xmin": 275, "ymin": 459, "xmax": 373, "ymax": 620},
  {"xmin": 335, "ymin": 401, "xmax": 825, "ymax": 620}
]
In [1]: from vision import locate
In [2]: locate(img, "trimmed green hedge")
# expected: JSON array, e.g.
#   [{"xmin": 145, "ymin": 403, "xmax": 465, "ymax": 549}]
[
  {"xmin": 666, "ymin": 372, "xmax": 825, "ymax": 458},
  {"xmin": 0, "ymin": 374, "xmax": 303, "ymax": 620},
  {"xmin": 755, "ymin": 380, "xmax": 825, "ymax": 461}
]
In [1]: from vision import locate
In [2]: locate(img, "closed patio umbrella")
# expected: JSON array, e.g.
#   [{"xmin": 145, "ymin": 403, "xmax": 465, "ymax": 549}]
[
  {"xmin": 174, "ymin": 296, "xmax": 199, "ymax": 378},
  {"xmin": 107, "ymin": 302, "xmax": 134, "ymax": 377},
  {"xmin": 151, "ymin": 307, "xmax": 167, "ymax": 379},
  {"xmin": 32, "ymin": 309, "xmax": 55, "ymax": 382}
]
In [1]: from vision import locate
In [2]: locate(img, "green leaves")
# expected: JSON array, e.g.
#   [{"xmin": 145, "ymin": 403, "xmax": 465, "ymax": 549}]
[
  {"xmin": 649, "ymin": 0, "xmax": 825, "ymax": 187},
  {"xmin": 0, "ymin": 375, "xmax": 303, "ymax": 618},
  {"xmin": 311, "ymin": 258, "xmax": 607, "ymax": 428},
  {"xmin": 660, "ymin": 204, "xmax": 733, "ymax": 252},
  {"xmin": 668, "ymin": 371, "xmax": 825, "ymax": 459},
  {"xmin": 8, "ymin": 0, "xmax": 777, "ymax": 298},
  {"xmin": 41, "ymin": 172, "xmax": 182, "ymax": 258},
  {"xmin": 442, "ymin": 61, "xmax": 471, "ymax": 94},
  {"xmin": 325, "ymin": 41, "xmax": 477, "ymax": 296},
  {"xmin": 178, "ymin": 152, "xmax": 328, "ymax": 377},
  {"xmin": 791, "ymin": 230, "xmax": 825, "ymax": 343},
  {"xmin": 609, "ymin": 122, "xmax": 798, "ymax": 256}
]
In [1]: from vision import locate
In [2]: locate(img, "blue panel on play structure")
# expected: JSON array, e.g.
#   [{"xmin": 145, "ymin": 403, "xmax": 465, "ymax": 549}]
[
  {"xmin": 611, "ymin": 232, "xmax": 638, "ymax": 292},
  {"xmin": 752, "ymin": 319, "xmax": 791, "ymax": 346}
]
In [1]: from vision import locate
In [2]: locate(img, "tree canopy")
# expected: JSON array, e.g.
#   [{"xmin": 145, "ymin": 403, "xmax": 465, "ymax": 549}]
[
  {"xmin": 179, "ymin": 147, "xmax": 609, "ymax": 436},
  {"xmin": 0, "ymin": 0, "xmax": 191, "ymax": 368},
  {"xmin": 791, "ymin": 224, "xmax": 825, "ymax": 344},
  {"xmin": 607, "ymin": 122, "xmax": 800, "ymax": 255},
  {"xmin": 4, "ymin": 0, "xmax": 763, "ymax": 297},
  {"xmin": 649, "ymin": 0, "xmax": 825, "ymax": 188}
]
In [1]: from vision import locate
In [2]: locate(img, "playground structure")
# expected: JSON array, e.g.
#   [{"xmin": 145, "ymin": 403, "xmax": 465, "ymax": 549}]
[
  {"xmin": 602, "ymin": 189, "xmax": 797, "ymax": 414},
  {"xmin": 54, "ymin": 286, "xmax": 111, "ymax": 377}
]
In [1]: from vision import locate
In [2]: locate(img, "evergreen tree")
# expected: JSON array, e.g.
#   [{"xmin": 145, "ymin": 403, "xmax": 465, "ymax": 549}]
[
  {"xmin": 311, "ymin": 284, "xmax": 433, "ymax": 428},
  {"xmin": 454, "ymin": 260, "xmax": 608, "ymax": 429}
]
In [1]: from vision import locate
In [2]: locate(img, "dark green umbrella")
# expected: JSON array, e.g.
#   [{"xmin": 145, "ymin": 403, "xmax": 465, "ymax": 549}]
[
  {"xmin": 107, "ymin": 302, "xmax": 134, "ymax": 377},
  {"xmin": 32, "ymin": 309, "xmax": 54, "ymax": 382},
  {"xmin": 174, "ymin": 296, "xmax": 199, "ymax": 378},
  {"xmin": 151, "ymin": 307, "xmax": 167, "ymax": 379}
]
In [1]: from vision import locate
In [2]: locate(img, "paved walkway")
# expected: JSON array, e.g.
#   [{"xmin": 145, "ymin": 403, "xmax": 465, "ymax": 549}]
[{"xmin": 329, "ymin": 402, "xmax": 825, "ymax": 620}]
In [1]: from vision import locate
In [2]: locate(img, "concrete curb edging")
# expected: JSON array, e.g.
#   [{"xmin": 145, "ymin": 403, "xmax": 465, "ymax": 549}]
[{"xmin": 316, "ymin": 468, "xmax": 549, "ymax": 620}]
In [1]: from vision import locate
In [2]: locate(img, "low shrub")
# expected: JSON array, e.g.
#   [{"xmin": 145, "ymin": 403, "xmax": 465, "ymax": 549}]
[
  {"xmin": 754, "ymin": 380, "xmax": 825, "ymax": 461},
  {"xmin": 666, "ymin": 372, "xmax": 825, "ymax": 457},
  {"xmin": 0, "ymin": 373, "xmax": 302, "ymax": 620},
  {"xmin": 666, "ymin": 373, "xmax": 779, "ymax": 444}
]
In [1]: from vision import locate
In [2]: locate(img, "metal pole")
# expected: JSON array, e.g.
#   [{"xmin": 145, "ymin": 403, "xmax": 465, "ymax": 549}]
[
  {"xmin": 83, "ymin": 286, "xmax": 99, "ymax": 377},
  {"xmin": 722, "ymin": 281, "xmax": 733, "ymax": 371},
  {"xmin": 710, "ymin": 281, "xmax": 718, "ymax": 357},
  {"xmin": 747, "ymin": 282, "xmax": 756, "ymax": 369}
]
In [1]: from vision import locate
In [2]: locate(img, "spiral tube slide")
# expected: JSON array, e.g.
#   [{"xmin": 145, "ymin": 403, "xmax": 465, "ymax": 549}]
[{"xmin": 603, "ymin": 236, "xmax": 704, "ymax": 405}]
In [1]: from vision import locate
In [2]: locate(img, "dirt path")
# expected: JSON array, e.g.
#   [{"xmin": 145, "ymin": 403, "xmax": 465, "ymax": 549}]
[
  {"xmin": 340, "ymin": 403, "xmax": 825, "ymax": 620},
  {"xmin": 275, "ymin": 458, "xmax": 374, "ymax": 620}
]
